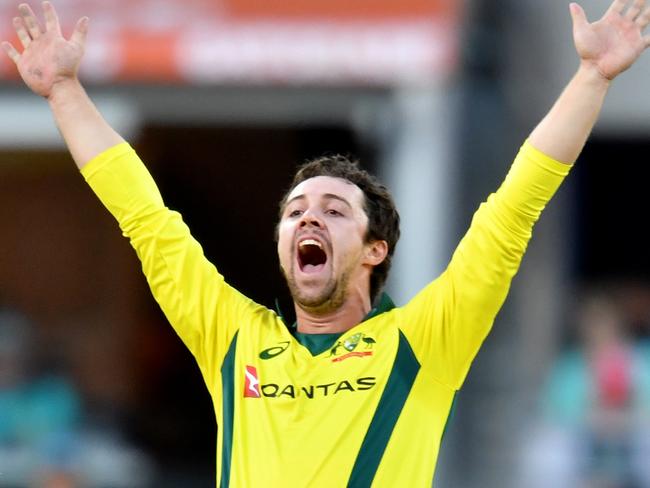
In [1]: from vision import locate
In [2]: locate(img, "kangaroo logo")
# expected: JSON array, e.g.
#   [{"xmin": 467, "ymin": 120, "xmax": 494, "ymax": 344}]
[{"xmin": 330, "ymin": 333, "xmax": 376, "ymax": 362}]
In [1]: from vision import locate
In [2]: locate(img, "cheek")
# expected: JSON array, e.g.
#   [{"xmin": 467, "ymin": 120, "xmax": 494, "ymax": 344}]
[
  {"xmin": 332, "ymin": 227, "xmax": 365, "ymax": 258},
  {"xmin": 277, "ymin": 224, "xmax": 293, "ymax": 262}
]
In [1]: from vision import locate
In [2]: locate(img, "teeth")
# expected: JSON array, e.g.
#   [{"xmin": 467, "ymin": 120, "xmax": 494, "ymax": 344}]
[{"xmin": 299, "ymin": 239, "xmax": 322, "ymax": 249}]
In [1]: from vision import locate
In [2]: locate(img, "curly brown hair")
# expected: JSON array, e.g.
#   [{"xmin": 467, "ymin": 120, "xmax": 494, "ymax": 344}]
[{"xmin": 277, "ymin": 154, "xmax": 400, "ymax": 303}]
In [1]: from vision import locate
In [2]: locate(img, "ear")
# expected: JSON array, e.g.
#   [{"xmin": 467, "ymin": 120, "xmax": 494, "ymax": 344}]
[{"xmin": 363, "ymin": 240, "xmax": 388, "ymax": 266}]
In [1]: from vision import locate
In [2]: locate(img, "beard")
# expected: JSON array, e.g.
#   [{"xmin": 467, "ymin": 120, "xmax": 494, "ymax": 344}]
[{"xmin": 282, "ymin": 263, "xmax": 352, "ymax": 314}]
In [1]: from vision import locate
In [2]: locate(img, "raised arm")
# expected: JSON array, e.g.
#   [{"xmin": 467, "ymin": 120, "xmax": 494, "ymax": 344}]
[
  {"xmin": 530, "ymin": 0, "xmax": 650, "ymax": 163},
  {"xmin": 2, "ymin": 1, "xmax": 123, "ymax": 168},
  {"xmin": 399, "ymin": 0, "xmax": 650, "ymax": 389},
  {"xmin": 1, "ymin": 2, "xmax": 263, "ymax": 376}
]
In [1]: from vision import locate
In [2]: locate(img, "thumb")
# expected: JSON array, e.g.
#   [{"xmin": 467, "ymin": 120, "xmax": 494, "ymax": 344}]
[
  {"xmin": 569, "ymin": 3, "xmax": 589, "ymax": 31},
  {"xmin": 70, "ymin": 16, "xmax": 89, "ymax": 47}
]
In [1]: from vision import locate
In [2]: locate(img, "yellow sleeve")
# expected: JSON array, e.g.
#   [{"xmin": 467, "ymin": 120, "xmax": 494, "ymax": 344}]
[
  {"xmin": 397, "ymin": 141, "xmax": 571, "ymax": 390},
  {"xmin": 81, "ymin": 143, "xmax": 268, "ymax": 388}
]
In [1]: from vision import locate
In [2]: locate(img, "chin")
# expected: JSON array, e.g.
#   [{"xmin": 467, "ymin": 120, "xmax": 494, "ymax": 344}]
[
  {"xmin": 293, "ymin": 283, "xmax": 349, "ymax": 315},
  {"xmin": 285, "ymin": 264, "xmax": 352, "ymax": 314},
  {"xmin": 293, "ymin": 288, "xmax": 332, "ymax": 310}
]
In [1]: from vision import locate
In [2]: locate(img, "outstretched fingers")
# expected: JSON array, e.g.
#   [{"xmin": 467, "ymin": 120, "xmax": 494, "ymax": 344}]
[
  {"xmin": 1, "ymin": 41, "xmax": 20, "ymax": 64},
  {"xmin": 70, "ymin": 16, "xmax": 89, "ymax": 48},
  {"xmin": 570, "ymin": 3, "xmax": 589, "ymax": 30},
  {"xmin": 636, "ymin": 5, "xmax": 650, "ymax": 27},
  {"xmin": 18, "ymin": 3, "xmax": 42, "ymax": 40},
  {"xmin": 625, "ymin": 0, "xmax": 645, "ymax": 20},
  {"xmin": 42, "ymin": 1, "xmax": 61, "ymax": 35},
  {"xmin": 3, "ymin": 3, "xmax": 89, "ymax": 63},
  {"xmin": 607, "ymin": 0, "xmax": 628, "ymax": 16},
  {"xmin": 13, "ymin": 16, "xmax": 31, "ymax": 49}
]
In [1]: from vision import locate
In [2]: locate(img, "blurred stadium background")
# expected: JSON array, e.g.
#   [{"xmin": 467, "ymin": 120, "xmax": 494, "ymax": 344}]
[{"xmin": 1, "ymin": 0, "xmax": 650, "ymax": 486}]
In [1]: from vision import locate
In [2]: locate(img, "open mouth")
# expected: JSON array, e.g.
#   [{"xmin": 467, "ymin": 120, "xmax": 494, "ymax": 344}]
[{"xmin": 297, "ymin": 238, "xmax": 328, "ymax": 273}]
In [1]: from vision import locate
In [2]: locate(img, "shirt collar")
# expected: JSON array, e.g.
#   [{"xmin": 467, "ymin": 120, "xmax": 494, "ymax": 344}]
[{"xmin": 275, "ymin": 292, "xmax": 395, "ymax": 329}]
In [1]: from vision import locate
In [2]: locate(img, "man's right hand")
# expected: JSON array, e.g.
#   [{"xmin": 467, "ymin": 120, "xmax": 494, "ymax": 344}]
[
  {"xmin": 1, "ymin": 1, "xmax": 121, "ymax": 169},
  {"xmin": 2, "ymin": 1, "xmax": 88, "ymax": 99}
]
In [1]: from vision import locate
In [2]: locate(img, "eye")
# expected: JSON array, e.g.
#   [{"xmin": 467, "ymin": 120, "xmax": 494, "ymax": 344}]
[
  {"xmin": 288, "ymin": 209, "xmax": 303, "ymax": 218},
  {"xmin": 326, "ymin": 209, "xmax": 343, "ymax": 216}
]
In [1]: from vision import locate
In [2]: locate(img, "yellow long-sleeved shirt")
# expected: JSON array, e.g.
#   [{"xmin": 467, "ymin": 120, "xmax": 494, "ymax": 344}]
[{"xmin": 82, "ymin": 141, "xmax": 570, "ymax": 487}]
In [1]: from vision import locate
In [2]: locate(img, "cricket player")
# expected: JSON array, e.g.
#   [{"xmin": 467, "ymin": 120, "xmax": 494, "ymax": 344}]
[{"xmin": 3, "ymin": 1, "xmax": 649, "ymax": 485}]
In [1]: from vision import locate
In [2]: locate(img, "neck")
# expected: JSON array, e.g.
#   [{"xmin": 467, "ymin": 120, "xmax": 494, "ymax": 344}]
[{"xmin": 294, "ymin": 289, "xmax": 371, "ymax": 334}]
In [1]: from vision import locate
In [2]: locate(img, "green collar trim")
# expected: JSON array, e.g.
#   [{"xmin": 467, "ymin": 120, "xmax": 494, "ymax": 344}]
[
  {"xmin": 292, "ymin": 331, "xmax": 343, "ymax": 356},
  {"xmin": 278, "ymin": 293, "xmax": 396, "ymax": 356},
  {"xmin": 364, "ymin": 292, "xmax": 396, "ymax": 321}
]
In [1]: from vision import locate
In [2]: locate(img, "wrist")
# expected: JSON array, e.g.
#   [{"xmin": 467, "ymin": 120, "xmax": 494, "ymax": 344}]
[
  {"xmin": 47, "ymin": 77, "xmax": 84, "ymax": 107},
  {"xmin": 578, "ymin": 60, "xmax": 613, "ymax": 86}
]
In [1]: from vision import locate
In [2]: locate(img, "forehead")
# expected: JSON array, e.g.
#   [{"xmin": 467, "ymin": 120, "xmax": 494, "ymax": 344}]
[{"xmin": 286, "ymin": 176, "xmax": 365, "ymax": 208}]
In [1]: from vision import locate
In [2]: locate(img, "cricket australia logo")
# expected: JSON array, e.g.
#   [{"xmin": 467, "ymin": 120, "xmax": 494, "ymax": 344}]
[
  {"xmin": 244, "ymin": 365, "xmax": 261, "ymax": 398},
  {"xmin": 329, "ymin": 333, "xmax": 376, "ymax": 362}
]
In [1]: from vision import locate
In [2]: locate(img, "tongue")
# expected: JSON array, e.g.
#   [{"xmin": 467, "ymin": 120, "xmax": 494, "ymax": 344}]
[{"xmin": 302, "ymin": 263, "xmax": 325, "ymax": 273}]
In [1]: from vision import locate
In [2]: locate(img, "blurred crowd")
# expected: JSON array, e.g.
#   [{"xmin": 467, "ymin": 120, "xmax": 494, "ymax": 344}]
[
  {"xmin": 522, "ymin": 285, "xmax": 650, "ymax": 488},
  {"xmin": 0, "ymin": 307, "xmax": 154, "ymax": 487}
]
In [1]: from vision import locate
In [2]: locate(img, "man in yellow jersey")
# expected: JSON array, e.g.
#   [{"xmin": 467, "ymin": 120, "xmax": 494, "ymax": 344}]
[{"xmin": 3, "ymin": 1, "xmax": 649, "ymax": 486}]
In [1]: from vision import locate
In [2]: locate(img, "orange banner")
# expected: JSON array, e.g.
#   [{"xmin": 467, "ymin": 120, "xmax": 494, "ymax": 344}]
[
  {"xmin": 0, "ymin": 0, "xmax": 460, "ymax": 85},
  {"xmin": 223, "ymin": 0, "xmax": 454, "ymax": 20}
]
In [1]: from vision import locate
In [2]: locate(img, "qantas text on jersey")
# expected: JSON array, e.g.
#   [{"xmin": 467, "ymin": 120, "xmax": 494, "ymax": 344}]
[{"xmin": 242, "ymin": 369, "xmax": 377, "ymax": 399}]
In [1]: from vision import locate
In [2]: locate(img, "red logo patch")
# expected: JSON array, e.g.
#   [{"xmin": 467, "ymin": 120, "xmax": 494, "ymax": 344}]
[
  {"xmin": 331, "ymin": 351, "xmax": 373, "ymax": 363},
  {"xmin": 244, "ymin": 365, "xmax": 261, "ymax": 398}
]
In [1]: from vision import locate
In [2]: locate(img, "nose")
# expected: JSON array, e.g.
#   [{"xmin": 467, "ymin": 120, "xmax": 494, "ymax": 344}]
[{"xmin": 299, "ymin": 208, "xmax": 323, "ymax": 228}]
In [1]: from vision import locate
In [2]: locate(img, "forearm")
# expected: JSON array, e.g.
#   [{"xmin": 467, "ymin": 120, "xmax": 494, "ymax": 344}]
[
  {"xmin": 447, "ymin": 142, "xmax": 571, "ymax": 325},
  {"xmin": 528, "ymin": 62, "xmax": 610, "ymax": 164},
  {"xmin": 48, "ymin": 78, "xmax": 124, "ymax": 170}
]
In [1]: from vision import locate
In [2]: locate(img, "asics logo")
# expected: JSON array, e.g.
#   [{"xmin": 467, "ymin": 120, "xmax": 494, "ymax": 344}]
[{"xmin": 259, "ymin": 341, "xmax": 290, "ymax": 360}]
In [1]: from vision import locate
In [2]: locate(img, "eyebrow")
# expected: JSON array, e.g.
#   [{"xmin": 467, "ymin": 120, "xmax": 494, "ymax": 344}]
[{"xmin": 284, "ymin": 193, "xmax": 353, "ymax": 210}]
